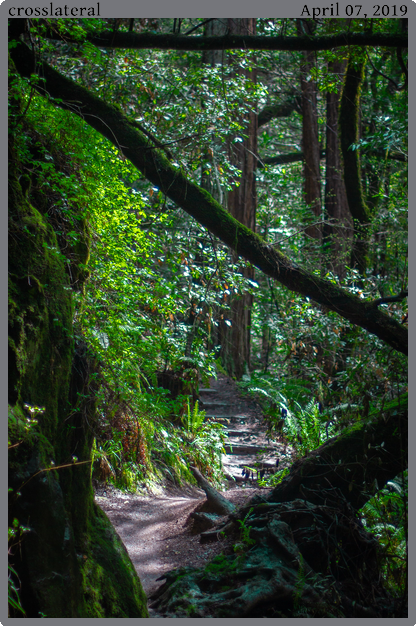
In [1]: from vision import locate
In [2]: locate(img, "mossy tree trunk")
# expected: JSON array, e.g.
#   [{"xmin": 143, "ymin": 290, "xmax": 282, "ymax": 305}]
[
  {"xmin": 41, "ymin": 25, "xmax": 408, "ymax": 52},
  {"xmin": 268, "ymin": 394, "xmax": 408, "ymax": 510},
  {"xmin": 8, "ymin": 60, "xmax": 148, "ymax": 618}
]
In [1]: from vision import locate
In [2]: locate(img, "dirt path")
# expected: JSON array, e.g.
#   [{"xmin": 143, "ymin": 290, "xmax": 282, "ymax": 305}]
[
  {"xmin": 96, "ymin": 483, "xmax": 264, "ymax": 605},
  {"xmin": 95, "ymin": 374, "xmax": 294, "ymax": 615}
]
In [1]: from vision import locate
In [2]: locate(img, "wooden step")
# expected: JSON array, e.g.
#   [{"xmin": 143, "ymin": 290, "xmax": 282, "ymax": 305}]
[
  {"xmin": 200, "ymin": 401, "xmax": 232, "ymax": 408},
  {"xmin": 225, "ymin": 429, "xmax": 252, "ymax": 437},
  {"xmin": 224, "ymin": 443, "xmax": 276, "ymax": 455},
  {"xmin": 205, "ymin": 414, "xmax": 248, "ymax": 422}
]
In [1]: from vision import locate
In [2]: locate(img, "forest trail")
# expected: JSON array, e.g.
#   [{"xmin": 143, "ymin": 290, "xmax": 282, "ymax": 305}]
[
  {"xmin": 96, "ymin": 374, "xmax": 294, "ymax": 615},
  {"xmin": 200, "ymin": 374, "xmax": 293, "ymax": 483}
]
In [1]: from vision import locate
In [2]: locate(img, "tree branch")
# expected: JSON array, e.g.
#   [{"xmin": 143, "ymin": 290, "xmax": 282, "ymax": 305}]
[
  {"xmin": 369, "ymin": 290, "xmax": 408, "ymax": 309},
  {"xmin": 10, "ymin": 40, "xmax": 407, "ymax": 356},
  {"xmin": 46, "ymin": 29, "xmax": 408, "ymax": 52},
  {"xmin": 257, "ymin": 97, "xmax": 301, "ymax": 128},
  {"xmin": 258, "ymin": 149, "xmax": 324, "ymax": 168},
  {"xmin": 257, "ymin": 148, "xmax": 406, "ymax": 169}
]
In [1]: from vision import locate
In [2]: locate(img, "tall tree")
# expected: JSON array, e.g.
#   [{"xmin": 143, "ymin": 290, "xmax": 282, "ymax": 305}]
[
  {"xmin": 323, "ymin": 59, "xmax": 352, "ymax": 278},
  {"xmin": 221, "ymin": 18, "xmax": 258, "ymax": 379},
  {"xmin": 298, "ymin": 20, "xmax": 322, "ymax": 243},
  {"xmin": 339, "ymin": 53, "xmax": 372, "ymax": 275}
]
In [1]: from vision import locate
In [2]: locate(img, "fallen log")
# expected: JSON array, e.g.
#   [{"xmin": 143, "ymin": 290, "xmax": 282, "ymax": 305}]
[
  {"xmin": 267, "ymin": 394, "xmax": 408, "ymax": 510},
  {"xmin": 190, "ymin": 466, "xmax": 236, "ymax": 515}
]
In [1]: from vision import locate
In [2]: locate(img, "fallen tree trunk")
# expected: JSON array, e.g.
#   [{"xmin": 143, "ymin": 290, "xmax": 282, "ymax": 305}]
[
  {"xmin": 43, "ymin": 27, "xmax": 408, "ymax": 52},
  {"xmin": 268, "ymin": 394, "xmax": 408, "ymax": 510},
  {"xmin": 190, "ymin": 466, "xmax": 235, "ymax": 515}
]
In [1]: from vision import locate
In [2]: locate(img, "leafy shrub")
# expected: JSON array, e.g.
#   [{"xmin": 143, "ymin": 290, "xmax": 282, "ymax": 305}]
[{"xmin": 360, "ymin": 471, "xmax": 408, "ymax": 597}]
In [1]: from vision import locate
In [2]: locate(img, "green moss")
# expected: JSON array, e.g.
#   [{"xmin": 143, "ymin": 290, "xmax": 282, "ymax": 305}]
[
  {"xmin": 8, "ymin": 89, "xmax": 148, "ymax": 617},
  {"xmin": 81, "ymin": 505, "xmax": 148, "ymax": 617}
]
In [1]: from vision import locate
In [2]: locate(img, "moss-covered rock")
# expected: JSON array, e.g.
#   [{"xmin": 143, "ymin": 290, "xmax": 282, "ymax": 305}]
[{"xmin": 8, "ymin": 67, "xmax": 148, "ymax": 618}]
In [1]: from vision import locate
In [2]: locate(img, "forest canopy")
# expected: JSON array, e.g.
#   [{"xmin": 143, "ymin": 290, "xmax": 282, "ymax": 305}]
[{"xmin": 8, "ymin": 17, "xmax": 407, "ymax": 619}]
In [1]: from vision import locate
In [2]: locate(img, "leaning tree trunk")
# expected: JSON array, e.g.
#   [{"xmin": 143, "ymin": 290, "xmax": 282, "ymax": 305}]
[
  {"xmin": 268, "ymin": 394, "xmax": 407, "ymax": 510},
  {"xmin": 10, "ymin": 37, "xmax": 408, "ymax": 356},
  {"xmin": 190, "ymin": 466, "xmax": 235, "ymax": 515}
]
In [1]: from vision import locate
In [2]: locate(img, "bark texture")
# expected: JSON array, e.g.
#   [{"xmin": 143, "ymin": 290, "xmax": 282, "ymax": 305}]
[
  {"xmin": 298, "ymin": 22, "xmax": 322, "ymax": 242},
  {"xmin": 8, "ymin": 84, "xmax": 148, "ymax": 617},
  {"xmin": 268, "ymin": 394, "xmax": 407, "ymax": 510},
  {"xmin": 42, "ymin": 26, "xmax": 407, "ymax": 51},
  {"xmin": 190, "ymin": 466, "xmax": 236, "ymax": 515},
  {"xmin": 221, "ymin": 18, "xmax": 257, "ymax": 379},
  {"xmin": 339, "ymin": 55, "xmax": 371, "ymax": 274},
  {"xmin": 324, "ymin": 59, "xmax": 352, "ymax": 278}
]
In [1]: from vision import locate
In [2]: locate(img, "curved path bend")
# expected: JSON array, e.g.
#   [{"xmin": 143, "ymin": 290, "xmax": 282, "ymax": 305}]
[{"xmin": 96, "ymin": 374, "xmax": 293, "ymax": 614}]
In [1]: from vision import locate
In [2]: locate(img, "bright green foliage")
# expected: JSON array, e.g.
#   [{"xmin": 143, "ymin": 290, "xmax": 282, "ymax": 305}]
[
  {"xmin": 234, "ymin": 507, "xmax": 256, "ymax": 553},
  {"xmin": 182, "ymin": 399, "xmax": 205, "ymax": 434},
  {"xmin": 360, "ymin": 471, "xmax": 408, "ymax": 597},
  {"xmin": 282, "ymin": 400, "xmax": 335, "ymax": 457}
]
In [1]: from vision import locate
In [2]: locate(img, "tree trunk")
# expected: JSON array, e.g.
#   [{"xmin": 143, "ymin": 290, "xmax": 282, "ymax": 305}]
[
  {"xmin": 298, "ymin": 20, "xmax": 322, "ymax": 243},
  {"xmin": 323, "ymin": 60, "xmax": 353, "ymax": 279},
  {"xmin": 8, "ymin": 88, "xmax": 148, "ymax": 617},
  {"xmin": 190, "ymin": 466, "xmax": 236, "ymax": 515},
  {"xmin": 220, "ymin": 18, "xmax": 258, "ymax": 380},
  {"xmin": 339, "ymin": 55, "xmax": 371, "ymax": 275},
  {"xmin": 268, "ymin": 394, "xmax": 407, "ymax": 510},
  {"xmin": 199, "ymin": 19, "xmax": 256, "ymax": 380}
]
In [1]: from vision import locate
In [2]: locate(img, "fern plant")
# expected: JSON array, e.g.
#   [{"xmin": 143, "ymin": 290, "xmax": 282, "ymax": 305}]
[
  {"xmin": 182, "ymin": 399, "xmax": 206, "ymax": 436},
  {"xmin": 360, "ymin": 472, "xmax": 408, "ymax": 596}
]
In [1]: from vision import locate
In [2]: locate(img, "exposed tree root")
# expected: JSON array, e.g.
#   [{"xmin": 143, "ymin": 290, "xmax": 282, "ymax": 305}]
[{"xmin": 151, "ymin": 495, "xmax": 402, "ymax": 617}]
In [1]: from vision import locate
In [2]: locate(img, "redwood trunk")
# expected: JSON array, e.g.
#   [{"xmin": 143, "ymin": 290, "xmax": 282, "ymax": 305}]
[
  {"xmin": 298, "ymin": 21, "xmax": 322, "ymax": 242},
  {"xmin": 221, "ymin": 18, "xmax": 258, "ymax": 379},
  {"xmin": 323, "ymin": 60, "xmax": 353, "ymax": 278}
]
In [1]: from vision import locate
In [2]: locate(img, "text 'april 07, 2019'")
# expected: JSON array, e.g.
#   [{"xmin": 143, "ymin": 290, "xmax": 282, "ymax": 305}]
[{"xmin": 300, "ymin": 2, "xmax": 407, "ymax": 18}]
